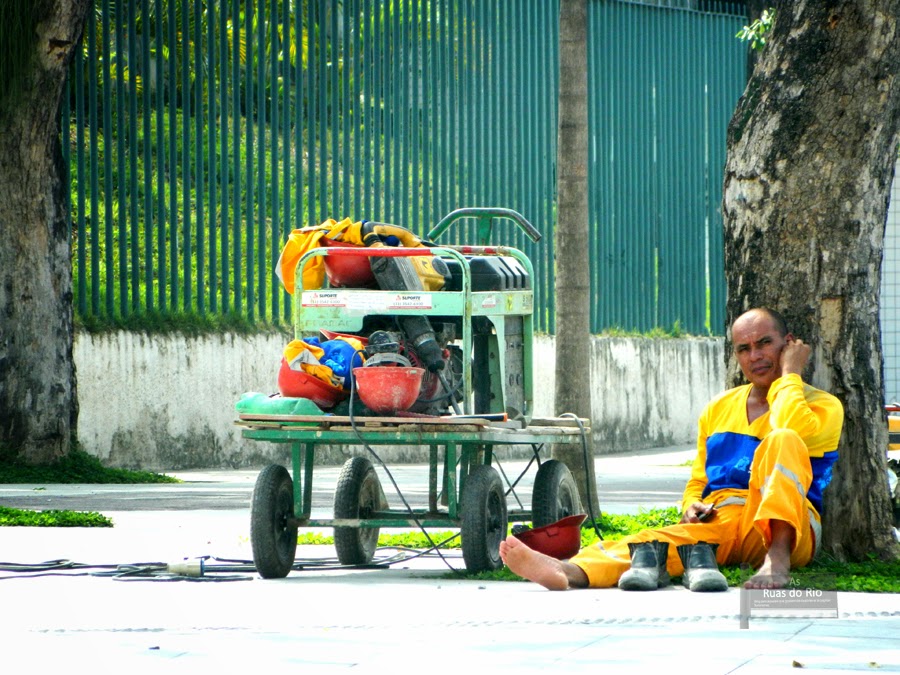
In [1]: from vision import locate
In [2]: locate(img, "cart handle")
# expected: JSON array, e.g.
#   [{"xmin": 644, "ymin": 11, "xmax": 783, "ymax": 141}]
[
  {"xmin": 319, "ymin": 246, "xmax": 434, "ymax": 257},
  {"xmin": 427, "ymin": 208, "xmax": 542, "ymax": 245}
]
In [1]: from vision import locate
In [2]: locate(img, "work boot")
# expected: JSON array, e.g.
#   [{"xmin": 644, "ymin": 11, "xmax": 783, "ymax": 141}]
[
  {"xmin": 677, "ymin": 541, "xmax": 728, "ymax": 592},
  {"xmin": 618, "ymin": 541, "xmax": 670, "ymax": 591}
]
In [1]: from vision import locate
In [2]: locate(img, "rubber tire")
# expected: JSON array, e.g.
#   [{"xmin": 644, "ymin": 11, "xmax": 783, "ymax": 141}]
[
  {"xmin": 250, "ymin": 464, "xmax": 298, "ymax": 579},
  {"xmin": 460, "ymin": 465, "xmax": 508, "ymax": 573},
  {"xmin": 333, "ymin": 456, "xmax": 386, "ymax": 565},
  {"xmin": 532, "ymin": 459, "xmax": 583, "ymax": 528}
]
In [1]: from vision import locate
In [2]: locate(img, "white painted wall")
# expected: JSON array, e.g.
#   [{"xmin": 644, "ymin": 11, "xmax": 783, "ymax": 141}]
[{"xmin": 74, "ymin": 331, "xmax": 724, "ymax": 470}]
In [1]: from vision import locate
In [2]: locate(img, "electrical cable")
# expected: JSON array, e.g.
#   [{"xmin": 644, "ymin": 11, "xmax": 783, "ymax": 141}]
[
  {"xmin": 560, "ymin": 412, "xmax": 604, "ymax": 540},
  {"xmin": 347, "ymin": 355, "xmax": 465, "ymax": 575},
  {"xmin": 0, "ymin": 559, "xmax": 253, "ymax": 582}
]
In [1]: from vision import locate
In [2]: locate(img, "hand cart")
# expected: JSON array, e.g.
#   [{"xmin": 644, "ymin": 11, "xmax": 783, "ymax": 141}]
[{"xmin": 237, "ymin": 209, "xmax": 592, "ymax": 577}]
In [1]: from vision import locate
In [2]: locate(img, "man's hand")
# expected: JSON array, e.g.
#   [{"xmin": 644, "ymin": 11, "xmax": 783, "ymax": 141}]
[
  {"xmin": 780, "ymin": 337, "xmax": 811, "ymax": 376},
  {"xmin": 681, "ymin": 502, "xmax": 716, "ymax": 524}
]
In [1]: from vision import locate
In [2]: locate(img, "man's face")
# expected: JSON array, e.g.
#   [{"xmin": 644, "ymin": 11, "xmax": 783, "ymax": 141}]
[{"xmin": 732, "ymin": 311, "xmax": 789, "ymax": 389}]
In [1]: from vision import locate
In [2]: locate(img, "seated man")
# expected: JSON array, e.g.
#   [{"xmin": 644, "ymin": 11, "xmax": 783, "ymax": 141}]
[{"xmin": 500, "ymin": 307, "xmax": 844, "ymax": 591}]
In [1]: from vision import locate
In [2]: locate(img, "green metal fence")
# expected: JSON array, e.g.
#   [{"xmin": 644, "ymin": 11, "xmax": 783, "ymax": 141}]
[
  {"xmin": 589, "ymin": 1, "xmax": 746, "ymax": 334},
  {"xmin": 65, "ymin": 0, "xmax": 746, "ymax": 335}
]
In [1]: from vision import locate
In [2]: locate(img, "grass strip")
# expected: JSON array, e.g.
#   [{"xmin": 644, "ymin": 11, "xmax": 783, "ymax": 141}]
[
  {"xmin": 0, "ymin": 506, "xmax": 113, "ymax": 528},
  {"xmin": 0, "ymin": 449, "xmax": 177, "ymax": 485}
]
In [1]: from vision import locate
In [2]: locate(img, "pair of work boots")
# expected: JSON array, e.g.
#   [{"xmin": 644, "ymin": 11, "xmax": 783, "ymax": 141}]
[{"xmin": 618, "ymin": 540, "xmax": 728, "ymax": 592}]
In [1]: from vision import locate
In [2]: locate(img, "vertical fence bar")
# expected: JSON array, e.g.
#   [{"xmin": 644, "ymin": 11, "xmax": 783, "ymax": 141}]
[
  {"xmin": 431, "ymin": 0, "xmax": 440, "ymax": 224},
  {"xmin": 421, "ymin": 0, "xmax": 432, "ymax": 229},
  {"xmin": 258, "ymin": 0, "xmax": 268, "ymax": 321},
  {"xmin": 373, "ymin": 0, "xmax": 382, "ymax": 219},
  {"xmin": 439, "ymin": 0, "xmax": 449, "ymax": 223},
  {"xmin": 88, "ymin": 7, "xmax": 99, "ymax": 315},
  {"xmin": 214, "ymin": 1, "xmax": 224, "ymax": 314},
  {"xmin": 307, "ymin": 0, "xmax": 316, "ymax": 224},
  {"xmin": 75, "ymin": 40, "xmax": 87, "ymax": 316},
  {"xmin": 245, "ymin": 0, "xmax": 256, "ymax": 321},
  {"xmin": 317, "ymin": 0, "xmax": 327, "ymax": 222},
  {"xmin": 190, "ymin": 0, "xmax": 205, "ymax": 315},
  {"xmin": 329, "ymin": 0, "xmax": 339, "ymax": 218},
  {"xmin": 390, "ymin": 0, "xmax": 401, "ymax": 224},
  {"xmin": 410, "ymin": 0, "xmax": 419, "ymax": 233},
  {"xmin": 101, "ymin": 0, "xmax": 114, "ymax": 316},
  {"xmin": 289, "ymin": 0, "xmax": 304, "ymax": 325},
  {"xmin": 231, "ymin": 0, "xmax": 243, "ymax": 313},
  {"xmin": 140, "ymin": 0, "xmax": 152, "ymax": 312},
  {"xmin": 181, "ymin": 0, "xmax": 193, "ymax": 313},
  {"xmin": 363, "ymin": 0, "xmax": 372, "ymax": 219},
  {"xmin": 295, "ymin": 0, "xmax": 305, "ymax": 236},
  {"xmin": 154, "ymin": 0, "xmax": 165, "ymax": 310},
  {"xmin": 114, "ymin": 0, "xmax": 127, "ymax": 317},
  {"xmin": 271, "ymin": 0, "xmax": 283, "ymax": 321},
  {"xmin": 167, "ymin": 2, "xmax": 178, "ymax": 310},
  {"xmin": 343, "ymin": 0, "xmax": 352, "ymax": 220},
  {"xmin": 501, "ymin": 0, "xmax": 515, "ymax": 247},
  {"xmin": 255, "ymin": 0, "xmax": 267, "ymax": 321}
]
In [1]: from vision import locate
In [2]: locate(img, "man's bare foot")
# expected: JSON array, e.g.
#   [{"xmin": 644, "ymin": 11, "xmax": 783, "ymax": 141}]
[
  {"xmin": 744, "ymin": 520, "xmax": 794, "ymax": 589},
  {"xmin": 744, "ymin": 551, "xmax": 791, "ymax": 589},
  {"xmin": 499, "ymin": 535, "xmax": 587, "ymax": 590}
]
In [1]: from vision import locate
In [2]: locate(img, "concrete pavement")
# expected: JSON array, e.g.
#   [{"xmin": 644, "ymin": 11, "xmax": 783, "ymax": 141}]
[{"xmin": 1, "ymin": 447, "xmax": 899, "ymax": 673}]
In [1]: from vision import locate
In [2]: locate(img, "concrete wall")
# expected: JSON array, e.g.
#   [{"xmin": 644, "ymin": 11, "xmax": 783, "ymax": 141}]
[{"xmin": 75, "ymin": 331, "xmax": 724, "ymax": 470}]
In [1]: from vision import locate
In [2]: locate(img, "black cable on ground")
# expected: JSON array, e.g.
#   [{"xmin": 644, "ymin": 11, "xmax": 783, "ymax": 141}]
[
  {"xmin": 347, "ymin": 361, "xmax": 464, "ymax": 575},
  {"xmin": 0, "ymin": 559, "xmax": 254, "ymax": 582},
  {"xmin": 560, "ymin": 412, "xmax": 604, "ymax": 540}
]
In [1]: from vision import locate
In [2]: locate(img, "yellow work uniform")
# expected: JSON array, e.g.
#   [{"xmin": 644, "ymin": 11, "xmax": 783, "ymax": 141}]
[{"xmin": 570, "ymin": 373, "xmax": 844, "ymax": 588}]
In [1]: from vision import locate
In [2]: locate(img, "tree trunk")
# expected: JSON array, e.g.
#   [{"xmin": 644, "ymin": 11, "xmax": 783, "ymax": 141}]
[
  {"xmin": 553, "ymin": 0, "xmax": 599, "ymax": 516},
  {"xmin": 0, "ymin": 0, "xmax": 90, "ymax": 464},
  {"xmin": 722, "ymin": 0, "xmax": 900, "ymax": 560}
]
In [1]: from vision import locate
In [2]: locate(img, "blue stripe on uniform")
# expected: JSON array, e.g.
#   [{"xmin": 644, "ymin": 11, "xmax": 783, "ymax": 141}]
[
  {"xmin": 808, "ymin": 451, "xmax": 838, "ymax": 514},
  {"xmin": 701, "ymin": 431, "xmax": 761, "ymax": 499}
]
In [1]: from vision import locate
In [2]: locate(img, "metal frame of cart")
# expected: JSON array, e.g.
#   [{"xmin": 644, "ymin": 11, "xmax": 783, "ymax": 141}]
[{"xmin": 240, "ymin": 419, "xmax": 589, "ymax": 577}]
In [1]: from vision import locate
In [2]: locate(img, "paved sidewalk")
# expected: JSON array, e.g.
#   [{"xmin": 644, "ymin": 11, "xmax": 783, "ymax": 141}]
[{"xmin": 1, "ymin": 449, "xmax": 898, "ymax": 673}]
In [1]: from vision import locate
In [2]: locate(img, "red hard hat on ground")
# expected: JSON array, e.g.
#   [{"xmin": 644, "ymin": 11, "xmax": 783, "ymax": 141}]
[{"xmin": 513, "ymin": 514, "xmax": 587, "ymax": 560}]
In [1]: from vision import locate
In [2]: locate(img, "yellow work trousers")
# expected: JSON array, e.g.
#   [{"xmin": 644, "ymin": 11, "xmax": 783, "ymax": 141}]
[{"xmin": 571, "ymin": 429, "xmax": 820, "ymax": 588}]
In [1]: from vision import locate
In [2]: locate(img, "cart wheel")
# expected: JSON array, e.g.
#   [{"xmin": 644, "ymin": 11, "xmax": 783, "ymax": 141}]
[
  {"xmin": 460, "ymin": 465, "xmax": 508, "ymax": 573},
  {"xmin": 532, "ymin": 459, "xmax": 583, "ymax": 528},
  {"xmin": 250, "ymin": 464, "xmax": 298, "ymax": 579},
  {"xmin": 333, "ymin": 456, "xmax": 387, "ymax": 565}
]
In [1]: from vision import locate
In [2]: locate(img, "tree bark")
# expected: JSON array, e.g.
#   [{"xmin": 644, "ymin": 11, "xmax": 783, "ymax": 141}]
[
  {"xmin": 0, "ymin": 0, "xmax": 90, "ymax": 464},
  {"xmin": 553, "ymin": 0, "xmax": 599, "ymax": 516},
  {"xmin": 723, "ymin": 0, "xmax": 900, "ymax": 560}
]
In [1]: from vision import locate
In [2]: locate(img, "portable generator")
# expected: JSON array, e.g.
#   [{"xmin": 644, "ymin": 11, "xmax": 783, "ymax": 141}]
[{"xmin": 294, "ymin": 207, "xmax": 540, "ymax": 423}]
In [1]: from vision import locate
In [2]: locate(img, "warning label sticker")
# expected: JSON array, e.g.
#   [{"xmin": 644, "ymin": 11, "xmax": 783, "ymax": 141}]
[
  {"xmin": 301, "ymin": 291, "xmax": 346, "ymax": 307},
  {"xmin": 387, "ymin": 293, "xmax": 432, "ymax": 310},
  {"xmin": 301, "ymin": 291, "xmax": 432, "ymax": 311}
]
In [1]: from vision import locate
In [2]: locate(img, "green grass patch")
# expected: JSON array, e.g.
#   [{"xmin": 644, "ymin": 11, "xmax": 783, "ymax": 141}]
[
  {"xmin": 0, "ymin": 448, "xmax": 178, "ymax": 485},
  {"xmin": 583, "ymin": 508, "xmax": 681, "ymax": 544},
  {"xmin": 717, "ymin": 557, "xmax": 900, "ymax": 593},
  {"xmin": 297, "ymin": 529, "xmax": 462, "ymax": 549},
  {"xmin": 0, "ymin": 506, "xmax": 113, "ymax": 528}
]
